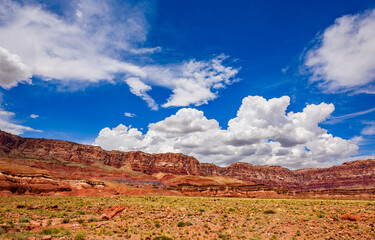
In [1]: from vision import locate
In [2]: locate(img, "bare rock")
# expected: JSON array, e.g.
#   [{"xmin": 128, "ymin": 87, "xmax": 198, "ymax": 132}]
[
  {"xmin": 27, "ymin": 205, "xmax": 43, "ymax": 210},
  {"xmin": 341, "ymin": 213, "xmax": 361, "ymax": 221},
  {"xmin": 100, "ymin": 206, "xmax": 126, "ymax": 220}
]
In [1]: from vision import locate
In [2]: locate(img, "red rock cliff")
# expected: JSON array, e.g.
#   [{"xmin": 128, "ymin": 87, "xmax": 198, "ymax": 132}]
[
  {"xmin": 0, "ymin": 130, "xmax": 374, "ymax": 191},
  {"xmin": 0, "ymin": 130, "xmax": 201, "ymax": 175}
]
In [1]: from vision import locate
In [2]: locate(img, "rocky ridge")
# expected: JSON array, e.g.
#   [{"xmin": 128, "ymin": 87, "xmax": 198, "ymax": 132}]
[{"xmin": 0, "ymin": 130, "xmax": 374, "ymax": 193}]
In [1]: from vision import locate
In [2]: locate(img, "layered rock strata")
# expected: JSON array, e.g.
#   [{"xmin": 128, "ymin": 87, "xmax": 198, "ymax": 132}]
[{"xmin": 0, "ymin": 130, "xmax": 374, "ymax": 191}]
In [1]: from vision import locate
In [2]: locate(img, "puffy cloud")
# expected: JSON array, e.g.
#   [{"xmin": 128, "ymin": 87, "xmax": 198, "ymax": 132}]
[
  {"xmin": 95, "ymin": 95, "xmax": 358, "ymax": 169},
  {"xmin": 0, "ymin": 108, "xmax": 40, "ymax": 135},
  {"xmin": 30, "ymin": 114, "xmax": 39, "ymax": 119},
  {"xmin": 149, "ymin": 108, "xmax": 220, "ymax": 135},
  {"xmin": 0, "ymin": 47, "xmax": 32, "ymax": 88},
  {"xmin": 304, "ymin": 9, "xmax": 375, "ymax": 93},
  {"xmin": 95, "ymin": 124, "xmax": 144, "ymax": 151},
  {"xmin": 0, "ymin": 0, "xmax": 239, "ymax": 109}
]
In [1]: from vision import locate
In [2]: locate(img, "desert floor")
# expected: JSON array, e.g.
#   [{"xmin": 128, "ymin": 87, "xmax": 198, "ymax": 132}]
[{"xmin": 0, "ymin": 196, "xmax": 374, "ymax": 239}]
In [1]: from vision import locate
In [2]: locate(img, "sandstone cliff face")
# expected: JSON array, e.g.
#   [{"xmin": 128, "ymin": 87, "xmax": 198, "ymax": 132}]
[
  {"xmin": 205, "ymin": 162, "xmax": 302, "ymax": 189},
  {"xmin": 293, "ymin": 160, "xmax": 375, "ymax": 190},
  {"xmin": 0, "ymin": 130, "xmax": 374, "ymax": 191},
  {"xmin": 198, "ymin": 161, "xmax": 375, "ymax": 190},
  {"xmin": 0, "ymin": 131, "xmax": 201, "ymax": 175}
]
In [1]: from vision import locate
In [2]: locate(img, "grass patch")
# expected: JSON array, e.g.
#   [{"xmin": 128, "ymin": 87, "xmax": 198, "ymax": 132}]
[{"xmin": 263, "ymin": 209, "xmax": 276, "ymax": 214}]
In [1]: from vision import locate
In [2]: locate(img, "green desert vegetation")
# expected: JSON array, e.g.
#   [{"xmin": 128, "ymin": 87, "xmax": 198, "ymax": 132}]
[{"xmin": 0, "ymin": 196, "xmax": 374, "ymax": 239}]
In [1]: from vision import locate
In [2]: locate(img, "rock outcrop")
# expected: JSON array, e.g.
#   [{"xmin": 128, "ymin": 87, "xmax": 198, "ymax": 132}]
[
  {"xmin": 0, "ymin": 170, "xmax": 109, "ymax": 195},
  {"xmin": 0, "ymin": 130, "xmax": 374, "ymax": 193}
]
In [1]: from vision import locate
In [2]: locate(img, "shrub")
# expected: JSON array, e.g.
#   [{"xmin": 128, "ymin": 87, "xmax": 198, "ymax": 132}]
[
  {"xmin": 330, "ymin": 214, "xmax": 339, "ymax": 221},
  {"xmin": 61, "ymin": 218, "xmax": 70, "ymax": 224},
  {"xmin": 74, "ymin": 232, "xmax": 85, "ymax": 240},
  {"xmin": 6, "ymin": 220, "xmax": 14, "ymax": 227},
  {"xmin": 19, "ymin": 217, "xmax": 30, "ymax": 223},
  {"xmin": 88, "ymin": 217, "xmax": 99, "ymax": 222},
  {"xmin": 263, "ymin": 210, "xmax": 276, "ymax": 214},
  {"xmin": 77, "ymin": 219, "xmax": 84, "ymax": 224},
  {"xmin": 217, "ymin": 233, "xmax": 229, "ymax": 240},
  {"xmin": 153, "ymin": 236, "xmax": 172, "ymax": 240},
  {"xmin": 177, "ymin": 221, "xmax": 192, "ymax": 227},
  {"xmin": 40, "ymin": 228, "xmax": 60, "ymax": 235}
]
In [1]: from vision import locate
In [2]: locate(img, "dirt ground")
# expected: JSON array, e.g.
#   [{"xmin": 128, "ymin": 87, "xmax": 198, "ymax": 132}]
[{"xmin": 0, "ymin": 196, "xmax": 374, "ymax": 240}]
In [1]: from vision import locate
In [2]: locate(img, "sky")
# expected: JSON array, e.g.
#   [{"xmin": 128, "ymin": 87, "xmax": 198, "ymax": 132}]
[{"xmin": 0, "ymin": 0, "xmax": 375, "ymax": 169}]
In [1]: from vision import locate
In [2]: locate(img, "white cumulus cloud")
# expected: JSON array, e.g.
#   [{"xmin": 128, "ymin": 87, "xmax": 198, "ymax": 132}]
[
  {"xmin": 30, "ymin": 114, "xmax": 39, "ymax": 119},
  {"xmin": 0, "ymin": 47, "xmax": 32, "ymax": 89},
  {"xmin": 95, "ymin": 95, "xmax": 358, "ymax": 169},
  {"xmin": 0, "ymin": 0, "xmax": 239, "ymax": 109},
  {"xmin": 304, "ymin": 8, "xmax": 375, "ymax": 93}
]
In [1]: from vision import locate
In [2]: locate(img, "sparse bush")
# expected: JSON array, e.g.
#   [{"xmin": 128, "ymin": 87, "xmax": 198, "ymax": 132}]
[
  {"xmin": 88, "ymin": 217, "xmax": 99, "ymax": 222},
  {"xmin": 74, "ymin": 232, "xmax": 85, "ymax": 240},
  {"xmin": 330, "ymin": 214, "xmax": 339, "ymax": 221},
  {"xmin": 19, "ymin": 217, "xmax": 30, "ymax": 223},
  {"xmin": 263, "ymin": 210, "xmax": 276, "ymax": 214},
  {"xmin": 40, "ymin": 228, "xmax": 60, "ymax": 235},
  {"xmin": 153, "ymin": 236, "xmax": 172, "ymax": 240},
  {"xmin": 177, "ymin": 221, "xmax": 192, "ymax": 227},
  {"xmin": 6, "ymin": 220, "xmax": 14, "ymax": 227},
  {"xmin": 77, "ymin": 219, "xmax": 84, "ymax": 224},
  {"xmin": 47, "ymin": 219, "xmax": 52, "ymax": 226},
  {"xmin": 76, "ymin": 211, "xmax": 85, "ymax": 215},
  {"xmin": 61, "ymin": 218, "xmax": 70, "ymax": 224},
  {"xmin": 217, "ymin": 233, "xmax": 229, "ymax": 240}
]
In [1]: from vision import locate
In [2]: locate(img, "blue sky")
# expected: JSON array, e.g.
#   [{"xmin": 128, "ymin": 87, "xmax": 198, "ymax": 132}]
[{"xmin": 0, "ymin": 0, "xmax": 374, "ymax": 169}]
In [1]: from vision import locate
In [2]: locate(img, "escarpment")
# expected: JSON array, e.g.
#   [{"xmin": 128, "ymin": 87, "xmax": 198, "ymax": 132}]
[{"xmin": 0, "ymin": 130, "xmax": 374, "ymax": 197}]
